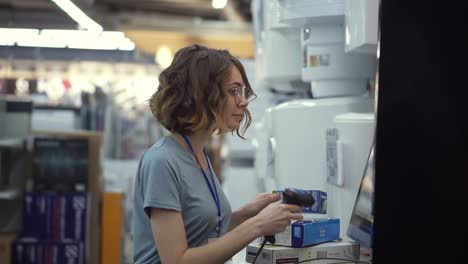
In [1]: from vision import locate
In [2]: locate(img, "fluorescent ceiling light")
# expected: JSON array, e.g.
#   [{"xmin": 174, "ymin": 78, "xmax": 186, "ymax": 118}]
[
  {"xmin": 17, "ymin": 37, "xmax": 67, "ymax": 48},
  {"xmin": 0, "ymin": 40, "xmax": 14, "ymax": 46},
  {"xmin": 0, "ymin": 28, "xmax": 39, "ymax": 38},
  {"xmin": 68, "ymin": 42, "xmax": 117, "ymax": 50},
  {"xmin": 51, "ymin": 0, "xmax": 103, "ymax": 32},
  {"xmin": 0, "ymin": 28, "xmax": 29, "ymax": 45},
  {"xmin": 212, "ymin": 0, "xmax": 228, "ymax": 9},
  {"xmin": 118, "ymin": 38, "xmax": 136, "ymax": 51},
  {"xmin": 0, "ymin": 28, "xmax": 135, "ymax": 51}
]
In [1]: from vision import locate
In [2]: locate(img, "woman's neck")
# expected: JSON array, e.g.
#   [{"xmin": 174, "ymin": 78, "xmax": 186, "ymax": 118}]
[{"xmin": 173, "ymin": 130, "xmax": 211, "ymax": 156}]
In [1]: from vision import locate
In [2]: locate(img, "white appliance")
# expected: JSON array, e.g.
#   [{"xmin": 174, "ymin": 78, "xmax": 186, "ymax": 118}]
[
  {"xmin": 251, "ymin": 1, "xmax": 379, "ymax": 227},
  {"xmin": 270, "ymin": 96, "xmax": 373, "ymax": 193},
  {"xmin": 301, "ymin": 23, "xmax": 376, "ymax": 98},
  {"xmin": 275, "ymin": 0, "xmax": 377, "ymax": 98},
  {"xmin": 344, "ymin": 0, "xmax": 379, "ymax": 54},
  {"xmin": 266, "ymin": 0, "xmax": 376, "ymax": 186},
  {"xmin": 251, "ymin": 0, "xmax": 308, "ymax": 93},
  {"xmin": 253, "ymin": 107, "xmax": 276, "ymax": 193},
  {"xmin": 327, "ymin": 113, "xmax": 375, "ymax": 240}
]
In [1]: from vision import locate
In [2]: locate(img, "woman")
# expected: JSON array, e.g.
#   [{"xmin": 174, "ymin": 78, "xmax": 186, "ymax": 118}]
[{"xmin": 133, "ymin": 44, "xmax": 303, "ymax": 264}]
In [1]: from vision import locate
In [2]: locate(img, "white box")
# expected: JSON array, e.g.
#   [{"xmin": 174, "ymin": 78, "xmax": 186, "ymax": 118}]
[{"xmin": 246, "ymin": 241, "xmax": 359, "ymax": 264}]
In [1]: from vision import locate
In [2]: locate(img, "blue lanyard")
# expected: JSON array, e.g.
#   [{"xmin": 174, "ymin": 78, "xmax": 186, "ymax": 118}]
[{"xmin": 180, "ymin": 134, "xmax": 222, "ymax": 237}]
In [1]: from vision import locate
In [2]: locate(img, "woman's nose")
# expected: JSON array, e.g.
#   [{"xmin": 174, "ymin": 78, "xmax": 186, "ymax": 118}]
[{"xmin": 237, "ymin": 95, "xmax": 249, "ymax": 107}]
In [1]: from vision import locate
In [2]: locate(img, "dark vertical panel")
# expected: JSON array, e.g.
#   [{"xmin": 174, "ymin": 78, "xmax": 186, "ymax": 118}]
[{"xmin": 375, "ymin": 1, "xmax": 467, "ymax": 262}]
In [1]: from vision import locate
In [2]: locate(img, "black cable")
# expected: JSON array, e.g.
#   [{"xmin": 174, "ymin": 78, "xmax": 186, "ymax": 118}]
[
  {"xmin": 251, "ymin": 239, "xmax": 267, "ymax": 264},
  {"xmin": 296, "ymin": 257, "xmax": 371, "ymax": 263}
]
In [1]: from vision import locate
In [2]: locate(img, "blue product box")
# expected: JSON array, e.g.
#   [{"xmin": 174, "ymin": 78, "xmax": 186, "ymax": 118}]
[
  {"xmin": 21, "ymin": 192, "xmax": 89, "ymax": 242},
  {"xmin": 51, "ymin": 194, "xmax": 62, "ymax": 241},
  {"xmin": 291, "ymin": 218, "xmax": 340, "ymax": 248},
  {"xmin": 50, "ymin": 241, "xmax": 85, "ymax": 264},
  {"xmin": 22, "ymin": 192, "xmax": 53, "ymax": 240},
  {"xmin": 12, "ymin": 240, "xmax": 84, "ymax": 264},
  {"xmin": 273, "ymin": 190, "xmax": 327, "ymax": 214},
  {"xmin": 12, "ymin": 239, "xmax": 38, "ymax": 264},
  {"xmin": 21, "ymin": 193, "xmax": 37, "ymax": 238},
  {"xmin": 61, "ymin": 192, "xmax": 89, "ymax": 242}
]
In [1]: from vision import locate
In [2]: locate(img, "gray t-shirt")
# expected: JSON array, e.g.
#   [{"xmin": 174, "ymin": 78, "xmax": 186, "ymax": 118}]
[{"xmin": 133, "ymin": 136, "xmax": 232, "ymax": 264}]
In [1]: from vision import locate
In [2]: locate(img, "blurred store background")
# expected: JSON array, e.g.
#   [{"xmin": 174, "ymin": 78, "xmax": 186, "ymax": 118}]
[
  {"xmin": 0, "ymin": 1, "xmax": 299, "ymax": 263},
  {"xmin": 0, "ymin": 1, "xmax": 460, "ymax": 263}
]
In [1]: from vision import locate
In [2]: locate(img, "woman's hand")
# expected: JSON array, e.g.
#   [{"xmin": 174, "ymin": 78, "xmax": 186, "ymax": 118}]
[
  {"xmin": 240, "ymin": 192, "xmax": 282, "ymax": 218},
  {"xmin": 229, "ymin": 192, "xmax": 281, "ymax": 230},
  {"xmin": 253, "ymin": 203, "xmax": 304, "ymax": 236}
]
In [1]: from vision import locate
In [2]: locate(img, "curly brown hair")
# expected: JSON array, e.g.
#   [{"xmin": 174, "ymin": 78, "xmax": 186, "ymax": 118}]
[{"xmin": 149, "ymin": 44, "xmax": 254, "ymax": 138}]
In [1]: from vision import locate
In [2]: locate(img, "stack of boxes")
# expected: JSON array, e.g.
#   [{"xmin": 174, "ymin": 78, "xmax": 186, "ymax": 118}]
[
  {"xmin": 10, "ymin": 130, "xmax": 103, "ymax": 264},
  {"xmin": 246, "ymin": 241, "xmax": 360, "ymax": 264},
  {"xmin": 13, "ymin": 192, "xmax": 89, "ymax": 263}
]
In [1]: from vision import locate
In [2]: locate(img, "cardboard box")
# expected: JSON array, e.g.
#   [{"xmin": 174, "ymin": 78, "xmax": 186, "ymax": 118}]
[
  {"xmin": 0, "ymin": 233, "xmax": 17, "ymax": 264},
  {"xmin": 246, "ymin": 241, "xmax": 360, "ymax": 264},
  {"xmin": 30, "ymin": 130, "xmax": 103, "ymax": 264},
  {"xmin": 101, "ymin": 192, "xmax": 123, "ymax": 264},
  {"xmin": 268, "ymin": 219, "xmax": 340, "ymax": 248},
  {"xmin": 273, "ymin": 190, "xmax": 328, "ymax": 214}
]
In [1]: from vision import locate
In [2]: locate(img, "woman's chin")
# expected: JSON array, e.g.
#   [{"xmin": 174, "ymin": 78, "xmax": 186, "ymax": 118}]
[{"xmin": 227, "ymin": 123, "xmax": 240, "ymax": 131}]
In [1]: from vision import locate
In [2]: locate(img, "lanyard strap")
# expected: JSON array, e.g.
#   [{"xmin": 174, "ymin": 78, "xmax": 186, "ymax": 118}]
[{"xmin": 180, "ymin": 134, "xmax": 222, "ymax": 236}]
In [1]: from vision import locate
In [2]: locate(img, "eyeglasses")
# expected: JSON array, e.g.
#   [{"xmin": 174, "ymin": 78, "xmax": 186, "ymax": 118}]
[{"xmin": 227, "ymin": 84, "xmax": 257, "ymax": 105}]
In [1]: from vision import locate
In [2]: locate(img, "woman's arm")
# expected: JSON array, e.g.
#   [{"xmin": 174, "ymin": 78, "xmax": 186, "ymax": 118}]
[
  {"xmin": 228, "ymin": 208, "xmax": 251, "ymax": 231},
  {"xmin": 150, "ymin": 202, "xmax": 302, "ymax": 264}
]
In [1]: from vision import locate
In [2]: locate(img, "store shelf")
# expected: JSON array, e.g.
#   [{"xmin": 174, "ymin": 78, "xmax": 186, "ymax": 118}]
[
  {"xmin": 0, "ymin": 188, "xmax": 20, "ymax": 200},
  {"xmin": 0, "ymin": 138, "xmax": 24, "ymax": 149}
]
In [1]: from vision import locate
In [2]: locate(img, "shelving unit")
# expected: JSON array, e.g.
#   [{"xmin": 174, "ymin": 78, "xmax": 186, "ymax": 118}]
[{"xmin": 0, "ymin": 138, "xmax": 23, "ymax": 149}]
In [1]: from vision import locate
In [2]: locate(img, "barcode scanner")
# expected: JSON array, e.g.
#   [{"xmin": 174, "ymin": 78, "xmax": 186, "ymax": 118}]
[
  {"xmin": 252, "ymin": 188, "xmax": 316, "ymax": 264},
  {"xmin": 282, "ymin": 188, "xmax": 316, "ymax": 207},
  {"xmin": 264, "ymin": 188, "xmax": 315, "ymax": 244}
]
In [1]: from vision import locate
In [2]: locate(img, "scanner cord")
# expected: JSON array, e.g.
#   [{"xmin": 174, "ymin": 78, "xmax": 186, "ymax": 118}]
[{"xmin": 251, "ymin": 238, "xmax": 268, "ymax": 264}]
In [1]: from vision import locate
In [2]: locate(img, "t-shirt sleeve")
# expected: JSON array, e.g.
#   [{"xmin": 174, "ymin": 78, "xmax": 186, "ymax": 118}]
[{"xmin": 140, "ymin": 149, "xmax": 181, "ymax": 218}]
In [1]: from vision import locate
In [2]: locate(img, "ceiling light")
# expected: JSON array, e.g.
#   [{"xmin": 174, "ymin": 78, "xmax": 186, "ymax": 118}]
[
  {"xmin": 0, "ymin": 28, "xmax": 37, "ymax": 46},
  {"xmin": 0, "ymin": 40, "xmax": 14, "ymax": 46},
  {"xmin": 156, "ymin": 45, "xmax": 173, "ymax": 69},
  {"xmin": 17, "ymin": 37, "xmax": 67, "ymax": 48},
  {"xmin": 118, "ymin": 38, "xmax": 136, "ymax": 51},
  {"xmin": 0, "ymin": 28, "xmax": 135, "ymax": 51},
  {"xmin": 50, "ymin": 0, "xmax": 103, "ymax": 33},
  {"xmin": 212, "ymin": 0, "xmax": 228, "ymax": 9}
]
